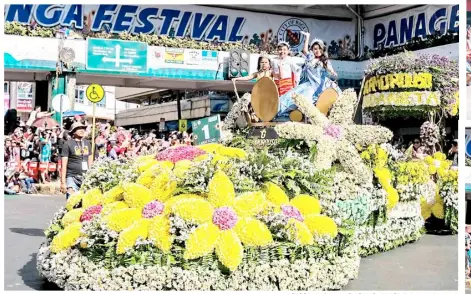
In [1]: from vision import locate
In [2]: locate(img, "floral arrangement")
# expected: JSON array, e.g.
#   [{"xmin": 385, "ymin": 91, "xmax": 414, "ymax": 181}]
[
  {"xmin": 38, "ymin": 87, "xmax": 457, "ymax": 290},
  {"xmin": 420, "ymin": 121, "xmax": 441, "ymax": 154},
  {"xmin": 362, "ymin": 52, "xmax": 459, "ymax": 118}
]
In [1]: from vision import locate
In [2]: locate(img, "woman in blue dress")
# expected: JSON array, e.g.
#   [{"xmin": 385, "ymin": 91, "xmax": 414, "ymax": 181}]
[{"xmin": 275, "ymin": 31, "xmax": 341, "ymax": 121}]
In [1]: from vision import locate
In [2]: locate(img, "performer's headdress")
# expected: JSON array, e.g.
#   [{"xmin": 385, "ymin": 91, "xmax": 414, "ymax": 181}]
[
  {"xmin": 259, "ymin": 51, "xmax": 270, "ymax": 58},
  {"xmin": 310, "ymin": 38, "xmax": 329, "ymax": 58},
  {"xmin": 277, "ymin": 41, "xmax": 290, "ymax": 48}
]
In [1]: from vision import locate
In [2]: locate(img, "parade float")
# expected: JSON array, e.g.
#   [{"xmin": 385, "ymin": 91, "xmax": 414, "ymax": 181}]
[{"xmin": 37, "ymin": 52, "xmax": 458, "ymax": 290}]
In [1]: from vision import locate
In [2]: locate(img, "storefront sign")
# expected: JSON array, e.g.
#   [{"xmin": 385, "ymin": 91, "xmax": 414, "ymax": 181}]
[
  {"xmin": 191, "ymin": 115, "xmax": 221, "ymax": 145},
  {"xmin": 4, "ymin": 4, "xmax": 354, "ymax": 53},
  {"xmin": 16, "ymin": 82, "xmax": 34, "ymax": 112},
  {"xmin": 365, "ymin": 5, "xmax": 459, "ymax": 50}
]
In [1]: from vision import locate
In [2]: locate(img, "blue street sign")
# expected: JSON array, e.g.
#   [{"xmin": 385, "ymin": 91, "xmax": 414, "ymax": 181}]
[{"xmin": 86, "ymin": 38, "xmax": 147, "ymax": 73}]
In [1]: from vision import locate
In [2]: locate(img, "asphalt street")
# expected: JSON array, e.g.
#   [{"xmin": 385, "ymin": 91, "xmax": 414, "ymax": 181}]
[{"xmin": 4, "ymin": 194, "xmax": 459, "ymax": 291}]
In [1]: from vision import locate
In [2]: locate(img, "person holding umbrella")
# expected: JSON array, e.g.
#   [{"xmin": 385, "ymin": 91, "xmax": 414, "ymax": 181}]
[{"xmin": 60, "ymin": 122, "xmax": 94, "ymax": 199}]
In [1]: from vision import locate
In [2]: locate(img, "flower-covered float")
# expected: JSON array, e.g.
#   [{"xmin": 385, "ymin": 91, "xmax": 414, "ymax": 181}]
[{"xmin": 37, "ymin": 83, "xmax": 457, "ymax": 290}]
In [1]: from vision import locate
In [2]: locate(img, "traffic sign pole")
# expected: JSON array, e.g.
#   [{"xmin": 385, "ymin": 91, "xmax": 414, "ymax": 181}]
[{"xmin": 92, "ymin": 103, "xmax": 96, "ymax": 160}]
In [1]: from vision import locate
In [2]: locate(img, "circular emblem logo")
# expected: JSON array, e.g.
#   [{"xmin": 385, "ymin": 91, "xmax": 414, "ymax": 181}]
[{"xmin": 277, "ymin": 18, "xmax": 309, "ymax": 53}]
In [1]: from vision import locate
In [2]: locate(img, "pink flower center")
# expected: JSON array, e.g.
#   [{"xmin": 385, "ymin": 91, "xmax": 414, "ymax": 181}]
[
  {"xmin": 212, "ymin": 207, "xmax": 238, "ymax": 230},
  {"xmin": 324, "ymin": 124, "xmax": 343, "ymax": 139},
  {"xmin": 80, "ymin": 205, "xmax": 103, "ymax": 222},
  {"xmin": 142, "ymin": 200, "xmax": 165, "ymax": 219},
  {"xmin": 281, "ymin": 205, "xmax": 304, "ymax": 222}
]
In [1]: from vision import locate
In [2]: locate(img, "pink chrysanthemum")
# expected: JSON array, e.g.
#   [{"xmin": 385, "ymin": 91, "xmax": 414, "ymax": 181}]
[
  {"xmin": 281, "ymin": 205, "xmax": 304, "ymax": 222},
  {"xmin": 324, "ymin": 124, "xmax": 343, "ymax": 139},
  {"xmin": 156, "ymin": 146, "xmax": 206, "ymax": 163},
  {"xmin": 80, "ymin": 205, "xmax": 103, "ymax": 222},
  {"xmin": 212, "ymin": 207, "xmax": 238, "ymax": 230},
  {"xmin": 142, "ymin": 200, "xmax": 165, "ymax": 219}
]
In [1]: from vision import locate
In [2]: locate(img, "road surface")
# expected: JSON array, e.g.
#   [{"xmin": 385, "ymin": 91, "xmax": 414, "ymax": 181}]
[{"xmin": 4, "ymin": 194, "xmax": 458, "ymax": 291}]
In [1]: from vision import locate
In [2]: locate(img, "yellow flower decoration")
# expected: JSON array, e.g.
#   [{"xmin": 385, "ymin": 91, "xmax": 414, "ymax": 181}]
[
  {"xmin": 431, "ymin": 202, "xmax": 444, "ymax": 219},
  {"xmin": 116, "ymin": 219, "xmax": 150, "ymax": 254},
  {"xmin": 264, "ymin": 182, "xmax": 289, "ymax": 206},
  {"xmin": 122, "ymin": 183, "xmax": 153, "ymax": 209},
  {"xmin": 173, "ymin": 160, "xmax": 192, "ymax": 178},
  {"xmin": 176, "ymin": 171, "xmax": 272, "ymax": 270},
  {"xmin": 266, "ymin": 194, "xmax": 335, "ymax": 243},
  {"xmin": 421, "ymin": 200, "xmax": 432, "ymax": 220},
  {"xmin": 138, "ymin": 158, "xmax": 160, "ymax": 173},
  {"xmin": 148, "ymin": 215, "xmax": 173, "ymax": 253},
  {"xmin": 103, "ymin": 208, "xmax": 142, "ymax": 232},
  {"xmin": 163, "ymin": 194, "xmax": 204, "ymax": 215},
  {"xmin": 51, "ymin": 222, "xmax": 82, "ymax": 253},
  {"xmin": 385, "ymin": 186, "xmax": 399, "ymax": 211},
  {"xmin": 233, "ymin": 191, "xmax": 266, "ymax": 217},
  {"xmin": 149, "ymin": 171, "xmax": 177, "ymax": 202},
  {"xmin": 101, "ymin": 201, "xmax": 129, "ymax": 215},
  {"xmin": 82, "ymin": 188, "xmax": 103, "ymax": 209},
  {"xmin": 170, "ymin": 198, "xmax": 214, "ymax": 224},
  {"xmin": 66, "ymin": 192, "xmax": 84, "ymax": 211},
  {"xmin": 208, "ymin": 171, "xmax": 236, "ymax": 208},
  {"xmin": 103, "ymin": 185, "xmax": 124, "ymax": 204},
  {"xmin": 218, "ymin": 146, "xmax": 248, "ymax": 159},
  {"xmin": 198, "ymin": 143, "xmax": 223, "ymax": 154},
  {"xmin": 61, "ymin": 208, "xmax": 85, "ymax": 228},
  {"xmin": 304, "ymin": 215, "xmax": 338, "ymax": 238}
]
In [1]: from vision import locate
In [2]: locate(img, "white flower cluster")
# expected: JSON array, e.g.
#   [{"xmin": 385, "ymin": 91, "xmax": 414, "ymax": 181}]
[
  {"xmin": 355, "ymin": 216, "xmax": 424, "ymax": 257},
  {"xmin": 344, "ymin": 125, "xmax": 393, "ymax": 147},
  {"xmin": 380, "ymin": 143, "xmax": 404, "ymax": 161},
  {"xmin": 388, "ymin": 201, "xmax": 421, "ymax": 219},
  {"xmin": 169, "ymin": 214, "xmax": 198, "ymax": 244},
  {"xmin": 36, "ymin": 242, "xmax": 360, "ymax": 291},
  {"xmin": 396, "ymin": 184, "xmax": 423, "ymax": 201},
  {"xmin": 420, "ymin": 121, "xmax": 440, "ymax": 152},
  {"xmin": 422, "ymin": 180, "xmax": 437, "ymax": 206},
  {"xmin": 220, "ymin": 93, "xmax": 251, "ymax": 131},
  {"xmin": 328, "ymin": 88, "xmax": 357, "ymax": 125},
  {"xmin": 441, "ymin": 186, "xmax": 458, "ymax": 211}
]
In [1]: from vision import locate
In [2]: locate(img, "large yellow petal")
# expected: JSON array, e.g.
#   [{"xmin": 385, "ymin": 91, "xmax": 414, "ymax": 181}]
[
  {"xmin": 234, "ymin": 217, "xmax": 273, "ymax": 246},
  {"xmin": 116, "ymin": 219, "xmax": 150, "ymax": 254},
  {"xmin": 290, "ymin": 194, "xmax": 321, "ymax": 217},
  {"xmin": 61, "ymin": 208, "xmax": 85, "ymax": 227},
  {"xmin": 286, "ymin": 218, "xmax": 314, "ymax": 245},
  {"xmin": 173, "ymin": 160, "xmax": 193, "ymax": 178},
  {"xmin": 101, "ymin": 201, "xmax": 129, "ymax": 215},
  {"xmin": 198, "ymin": 143, "xmax": 223, "ymax": 154},
  {"xmin": 65, "ymin": 191, "xmax": 84, "ymax": 210},
  {"xmin": 215, "ymin": 230, "xmax": 244, "ymax": 271},
  {"xmin": 103, "ymin": 208, "xmax": 142, "ymax": 232},
  {"xmin": 170, "ymin": 198, "xmax": 214, "ymax": 224},
  {"xmin": 82, "ymin": 188, "xmax": 103, "ymax": 208},
  {"xmin": 264, "ymin": 182, "xmax": 289, "ymax": 206},
  {"xmin": 218, "ymin": 146, "xmax": 248, "ymax": 160},
  {"xmin": 163, "ymin": 194, "xmax": 205, "ymax": 215},
  {"xmin": 102, "ymin": 185, "xmax": 125, "ymax": 204},
  {"xmin": 208, "ymin": 170, "xmax": 235, "ymax": 208},
  {"xmin": 304, "ymin": 215, "xmax": 338, "ymax": 238},
  {"xmin": 233, "ymin": 191, "xmax": 266, "ymax": 217},
  {"xmin": 183, "ymin": 223, "xmax": 220, "ymax": 259},
  {"xmin": 148, "ymin": 216, "xmax": 173, "ymax": 253},
  {"xmin": 122, "ymin": 183, "xmax": 153, "ymax": 209},
  {"xmin": 138, "ymin": 158, "xmax": 160, "ymax": 173},
  {"xmin": 149, "ymin": 172, "xmax": 177, "ymax": 202}
]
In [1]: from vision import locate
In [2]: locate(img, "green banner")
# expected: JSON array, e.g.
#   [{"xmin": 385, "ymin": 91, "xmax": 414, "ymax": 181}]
[{"xmin": 191, "ymin": 115, "xmax": 221, "ymax": 145}]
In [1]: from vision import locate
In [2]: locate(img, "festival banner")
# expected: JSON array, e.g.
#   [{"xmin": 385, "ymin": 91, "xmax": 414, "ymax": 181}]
[
  {"xmin": 4, "ymin": 4, "xmax": 354, "ymax": 54},
  {"xmin": 364, "ymin": 4, "xmax": 459, "ymax": 50}
]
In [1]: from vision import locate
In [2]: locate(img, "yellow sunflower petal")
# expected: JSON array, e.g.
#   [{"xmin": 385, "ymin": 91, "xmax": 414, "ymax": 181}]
[
  {"xmin": 163, "ymin": 194, "xmax": 205, "ymax": 215},
  {"xmin": 289, "ymin": 195, "xmax": 321, "ymax": 217},
  {"xmin": 184, "ymin": 223, "xmax": 220, "ymax": 259},
  {"xmin": 173, "ymin": 160, "xmax": 193, "ymax": 178},
  {"xmin": 149, "ymin": 171, "xmax": 177, "ymax": 202},
  {"xmin": 101, "ymin": 201, "xmax": 129, "ymax": 215},
  {"xmin": 215, "ymin": 229, "xmax": 244, "ymax": 271},
  {"xmin": 286, "ymin": 218, "xmax": 314, "ymax": 245},
  {"xmin": 103, "ymin": 208, "xmax": 142, "ymax": 232},
  {"xmin": 82, "ymin": 188, "xmax": 103, "ymax": 209},
  {"xmin": 304, "ymin": 215, "xmax": 338, "ymax": 238},
  {"xmin": 421, "ymin": 202, "xmax": 432, "ymax": 220},
  {"xmin": 116, "ymin": 219, "xmax": 150, "ymax": 254},
  {"xmin": 171, "ymin": 198, "xmax": 214, "ymax": 224},
  {"xmin": 198, "ymin": 143, "xmax": 223, "ymax": 154},
  {"xmin": 102, "ymin": 186, "xmax": 124, "ymax": 204},
  {"xmin": 431, "ymin": 202, "xmax": 445, "ymax": 219},
  {"xmin": 264, "ymin": 182, "xmax": 289, "ymax": 206},
  {"xmin": 66, "ymin": 191, "xmax": 84, "ymax": 210},
  {"xmin": 138, "ymin": 158, "xmax": 160, "ymax": 173},
  {"xmin": 233, "ymin": 191, "xmax": 266, "ymax": 217},
  {"xmin": 50, "ymin": 222, "xmax": 82, "ymax": 253},
  {"xmin": 148, "ymin": 216, "xmax": 173, "ymax": 253},
  {"xmin": 208, "ymin": 170, "xmax": 235, "ymax": 208},
  {"xmin": 218, "ymin": 146, "xmax": 248, "ymax": 160},
  {"xmin": 234, "ymin": 217, "xmax": 273, "ymax": 246},
  {"xmin": 122, "ymin": 183, "xmax": 153, "ymax": 209},
  {"xmin": 61, "ymin": 208, "xmax": 85, "ymax": 227}
]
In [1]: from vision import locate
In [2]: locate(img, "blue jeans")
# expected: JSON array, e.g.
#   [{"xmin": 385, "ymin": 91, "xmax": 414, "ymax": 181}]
[
  {"xmin": 65, "ymin": 176, "xmax": 83, "ymax": 200},
  {"xmin": 23, "ymin": 177, "xmax": 34, "ymax": 192}
]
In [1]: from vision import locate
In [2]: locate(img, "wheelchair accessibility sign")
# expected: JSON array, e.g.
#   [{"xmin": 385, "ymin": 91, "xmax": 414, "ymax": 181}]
[{"xmin": 86, "ymin": 84, "xmax": 105, "ymax": 103}]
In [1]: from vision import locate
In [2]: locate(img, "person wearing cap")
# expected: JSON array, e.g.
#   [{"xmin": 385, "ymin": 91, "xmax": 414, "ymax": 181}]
[
  {"xmin": 60, "ymin": 122, "xmax": 94, "ymax": 198},
  {"xmin": 274, "ymin": 32, "xmax": 341, "ymax": 120}
]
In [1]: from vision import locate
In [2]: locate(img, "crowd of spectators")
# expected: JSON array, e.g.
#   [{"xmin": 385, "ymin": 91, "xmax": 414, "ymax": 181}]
[{"xmin": 4, "ymin": 109, "xmax": 194, "ymax": 195}]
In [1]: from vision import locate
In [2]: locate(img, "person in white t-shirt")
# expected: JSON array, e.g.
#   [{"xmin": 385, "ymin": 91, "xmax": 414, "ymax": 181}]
[{"xmin": 271, "ymin": 42, "xmax": 300, "ymax": 95}]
